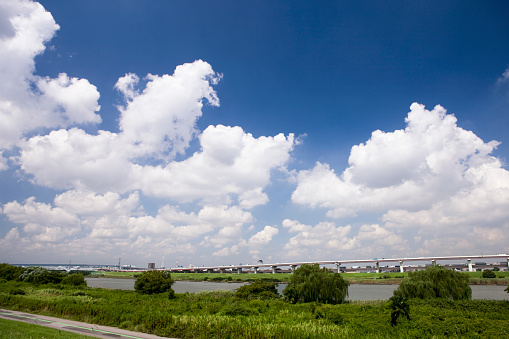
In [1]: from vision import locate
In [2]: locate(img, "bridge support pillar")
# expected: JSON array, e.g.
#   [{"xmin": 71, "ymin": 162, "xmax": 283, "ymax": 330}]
[
  {"xmin": 253, "ymin": 267, "xmax": 258, "ymax": 274},
  {"xmin": 335, "ymin": 262, "xmax": 341, "ymax": 273},
  {"xmin": 237, "ymin": 268, "xmax": 242, "ymax": 274},
  {"xmin": 506, "ymin": 257, "xmax": 509, "ymax": 271},
  {"xmin": 220, "ymin": 268, "xmax": 226, "ymax": 273},
  {"xmin": 431, "ymin": 259, "xmax": 436, "ymax": 266},
  {"xmin": 271, "ymin": 266, "xmax": 277, "ymax": 274},
  {"xmin": 468, "ymin": 259, "xmax": 473, "ymax": 272},
  {"xmin": 399, "ymin": 261, "xmax": 404, "ymax": 273},
  {"xmin": 290, "ymin": 265, "xmax": 296, "ymax": 272},
  {"xmin": 207, "ymin": 269, "xmax": 213, "ymax": 273},
  {"xmin": 375, "ymin": 262, "xmax": 380, "ymax": 273}
]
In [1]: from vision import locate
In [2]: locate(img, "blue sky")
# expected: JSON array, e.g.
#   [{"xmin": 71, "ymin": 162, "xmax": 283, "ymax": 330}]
[{"xmin": 1, "ymin": 0, "xmax": 509, "ymax": 267}]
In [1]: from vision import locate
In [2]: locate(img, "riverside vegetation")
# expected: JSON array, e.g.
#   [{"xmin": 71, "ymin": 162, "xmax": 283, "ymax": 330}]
[
  {"xmin": 94, "ymin": 269, "xmax": 509, "ymax": 285},
  {"xmin": 1, "ymin": 263, "xmax": 509, "ymax": 338}
]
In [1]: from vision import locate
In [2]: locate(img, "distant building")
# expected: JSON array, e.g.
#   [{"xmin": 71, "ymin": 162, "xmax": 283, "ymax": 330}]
[{"xmin": 148, "ymin": 263, "xmax": 156, "ymax": 269}]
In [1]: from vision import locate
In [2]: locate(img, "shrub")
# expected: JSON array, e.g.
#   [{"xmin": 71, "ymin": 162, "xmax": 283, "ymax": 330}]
[
  {"xmin": 235, "ymin": 280, "xmax": 280, "ymax": 300},
  {"xmin": 482, "ymin": 270, "xmax": 496, "ymax": 278},
  {"xmin": 387, "ymin": 293, "xmax": 410, "ymax": 326},
  {"xmin": 134, "ymin": 270, "xmax": 175, "ymax": 294},
  {"xmin": 313, "ymin": 304, "xmax": 344, "ymax": 324},
  {"xmin": 394, "ymin": 265, "xmax": 471, "ymax": 300},
  {"xmin": 62, "ymin": 273, "xmax": 87, "ymax": 286},
  {"xmin": 9, "ymin": 288, "xmax": 26, "ymax": 295},
  {"xmin": 0, "ymin": 263, "xmax": 24, "ymax": 281},
  {"xmin": 19, "ymin": 267, "xmax": 66, "ymax": 284},
  {"xmin": 283, "ymin": 264, "xmax": 349, "ymax": 304},
  {"xmin": 222, "ymin": 303, "xmax": 257, "ymax": 316}
]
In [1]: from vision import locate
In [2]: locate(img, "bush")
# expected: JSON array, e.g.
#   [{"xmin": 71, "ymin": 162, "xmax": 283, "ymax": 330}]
[
  {"xmin": 394, "ymin": 265, "xmax": 471, "ymax": 300},
  {"xmin": 283, "ymin": 264, "xmax": 349, "ymax": 304},
  {"xmin": 482, "ymin": 270, "xmax": 497, "ymax": 278},
  {"xmin": 235, "ymin": 280, "xmax": 280, "ymax": 300},
  {"xmin": 313, "ymin": 304, "xmax": 344, "ymax": 324},
  {"xmin": 387, "ymin": 293, "xmax": 410, "ymax": 326},
  {"xmin": 9, "ymin": 288, "xmax": 26, "ymax": 295},
  {"xmin": 19, "ymin": 267, "xmax": 66, "ymax": 284},
  {"xmin": 0, "ymin": 263, "xmax": 24, "ymax": 281},
  {"xmin": 62, "ymin": 273, "xmax": 86, "ymax": 286},
  {"xmin": 134, "ymin": 270, "xmax": 175, "ymax": 294}
]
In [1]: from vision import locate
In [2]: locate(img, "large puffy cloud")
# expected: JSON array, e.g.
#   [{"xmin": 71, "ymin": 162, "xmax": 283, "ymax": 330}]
[
  {"xmin": 115, "ymin": 61, "xmax": 221, "ymax": 160},
  {"xmin": 0, "ymin": 188, "xmax": 255, "ymax": 263},
  {"xmin": 137, "ymin": 125, "xmax": 295, "ymax": 204},
  {"xmin": 19, "ymin": 124, "xmax": 295, "ymax": 205},
  {"xmin": 127, "ymin": 204, "xmax": 253, "ymax": 241},
  {"xmin": 292, "ymin": 103, "xmax": 503, "ymax": 218},
  {"xmin": 0, "ymin": 0, "xmax": 100, "ymax": 151},
  {"xmin": 19, "ymin": 128, "xmax": 134, "ymax": 191},
  {"xmin": 281, "ymin": 219, "xmax": 406, "ymax": 260},
  {"xmin": 2, "ymin": 196, "xmax": 80, "ymax": 242},
  {"xmin": 291, "ymin": 103, "xmax": 509, "ymax": 257}
]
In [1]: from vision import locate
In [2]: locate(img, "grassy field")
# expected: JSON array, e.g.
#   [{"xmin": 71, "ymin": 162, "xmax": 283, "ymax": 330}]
[
  {"xmin": 0, "ymin": 318, "xmax": 92, "ymax": 339},
  {"xmin": 94, "ymin": 270, "xmax": 509, "ymax": 285},
  {"xmin": 1, "ymin": 280, "xmax": 508, "ymax": 338}
]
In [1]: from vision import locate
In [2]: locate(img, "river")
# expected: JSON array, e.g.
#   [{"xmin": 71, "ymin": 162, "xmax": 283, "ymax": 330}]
[{"xmin": 85, "ymin": 278, "xmax": 509, "ymax": 300}]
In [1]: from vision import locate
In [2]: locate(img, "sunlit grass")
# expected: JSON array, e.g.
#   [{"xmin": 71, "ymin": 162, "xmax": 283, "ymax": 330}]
[{"xmin": 0, "ymin": 318, "xmax": 92, "ymax": 339}]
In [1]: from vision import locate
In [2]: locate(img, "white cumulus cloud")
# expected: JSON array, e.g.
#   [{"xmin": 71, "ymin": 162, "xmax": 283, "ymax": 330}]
[
  {"xmin": 0, "ymin": 0, "xmax": 100, "ymax": 151},
  {"xmin": 292, "ymin": 103, "xmax": 503, "ymax": 218}
]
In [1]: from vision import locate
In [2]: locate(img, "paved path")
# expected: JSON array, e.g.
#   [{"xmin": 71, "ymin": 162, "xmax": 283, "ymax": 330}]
[{"xmin": 0, "ymin": 308, "xmax": 176, "ymax": 339}]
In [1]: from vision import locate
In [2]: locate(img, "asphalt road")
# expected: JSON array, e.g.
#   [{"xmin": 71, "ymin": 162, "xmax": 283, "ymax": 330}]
[{"xmin": 0, "ymin": 308, "xmax": 176, "ymax": 339}]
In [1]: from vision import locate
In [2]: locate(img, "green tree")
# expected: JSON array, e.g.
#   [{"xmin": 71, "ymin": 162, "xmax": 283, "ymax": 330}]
[
  {"xmin": 283, "ymin": 264, "xmax": 349, "ymax": 304},
  {"xmin": 235, "ymin": 280, "xmax": 279, "ymax": 300},
  {"xmin": 0, "ymin": 263, "xmax": 24, "ymax": 281},
  {"xmin": 482, "ymin": 270, "xmax": 496, "ymax": 278},
  {"xmin": 19, "ymin": 267, "xmax": 65, "ymax": 284},
  {"xmin": 394, "ymin": 265, "xmax": 471, "ymax": 300},
  {"xmin": 134, "ymin": 270, "xmax": 175, "ymax": 295}
]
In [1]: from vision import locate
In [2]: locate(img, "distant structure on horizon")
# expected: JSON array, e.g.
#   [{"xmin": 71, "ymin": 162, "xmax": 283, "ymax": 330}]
[{"xmin": 148, "ymin": 263, "xmax": 155, "ymax": 269}]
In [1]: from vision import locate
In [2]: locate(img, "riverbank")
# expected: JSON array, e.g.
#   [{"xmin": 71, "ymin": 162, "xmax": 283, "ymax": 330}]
[
  {"xmin": 93, "ymin": 270, "xmax": 509, "ymax": 285},
  {"xmin": 1, "ymin": 280, "xmax": 508, "ymax": 338}
]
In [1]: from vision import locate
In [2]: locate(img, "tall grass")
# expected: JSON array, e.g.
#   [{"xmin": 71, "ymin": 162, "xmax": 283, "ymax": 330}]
[{"xmin": 1, "ymin": 280, "xmax": 508, "ymax": 338}]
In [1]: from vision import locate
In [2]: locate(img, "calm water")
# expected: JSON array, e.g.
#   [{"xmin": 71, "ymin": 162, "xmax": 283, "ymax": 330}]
[{"xmin": 85, "ymin": 278, "xmax": 509, "ymax": 300}]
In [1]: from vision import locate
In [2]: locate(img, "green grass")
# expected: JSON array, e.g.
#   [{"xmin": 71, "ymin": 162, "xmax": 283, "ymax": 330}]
[
  {"xmin": 1, "ymin": 280, "xmax": 508, "ymax": 338},
  {"xmin": 0, "ymin": 318, "xmax": 92, "ymax": 338}
]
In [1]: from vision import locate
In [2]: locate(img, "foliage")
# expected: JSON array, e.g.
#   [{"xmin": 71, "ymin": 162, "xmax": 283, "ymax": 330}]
[
  {"xmin": 394, "ymin": 265, "xmax": 471, "ymax": 300},
  {"xmin": 283, "ymin": 264, "xmax": 349, "ymax": 304},
  {"xmin": 388, "ymin": 293, "xmax": 410, "ymax": 326},
  {"xmin": 1, "ymin": 280, "xmax": 509, "ymax": 338},
  {"xmin": 134, "ymin": 270, "xmax": 175, "ymax": 294},
  {"xmin": 19, "ymin": 266, "xmax": 66, "ymax": 284},
  {"xmin": 9, "ymin": 288, "xmax": 26, "ymax": 295},
  {"xmin": 235, "ymin": 280, "xmax": 280, "ymax": 300},
  {"xmin": 0, "ymin": 263, "xmax": 24, "ymax": 281},
  {"xmin": 312, "ymin": 304, "xmax": 344, "ymax": 324},
  {"xmin": 62, "ymin": 273, "xmax": 87, "ymax": 286},
  {"xmin": 482, "ymin": 269, "xmax": 497, "ymax": 278}
]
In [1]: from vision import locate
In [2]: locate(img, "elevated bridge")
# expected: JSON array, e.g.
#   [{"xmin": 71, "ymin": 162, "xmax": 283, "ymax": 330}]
[{"xmin": 165, "ymin": 254, "xmax": 509, "ymax": 274}]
